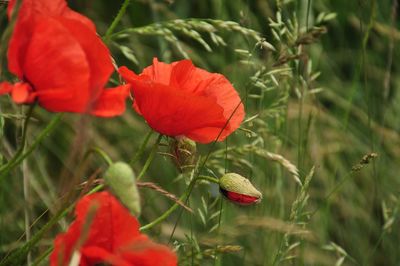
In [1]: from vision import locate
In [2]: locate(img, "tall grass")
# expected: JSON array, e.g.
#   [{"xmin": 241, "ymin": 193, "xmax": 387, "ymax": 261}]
[{"xmin": 0, "ymin": 0, "xmax": 399, "ymax": 265}]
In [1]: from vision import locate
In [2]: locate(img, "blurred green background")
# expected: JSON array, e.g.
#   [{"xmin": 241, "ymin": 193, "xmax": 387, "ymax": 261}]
[{"xmin": 0, "ymin": 0, "xmax": 399, "ymax": 265}]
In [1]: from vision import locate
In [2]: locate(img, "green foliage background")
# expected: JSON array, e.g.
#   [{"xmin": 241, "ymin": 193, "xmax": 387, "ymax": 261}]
[{"xmin": 0, "ymin": 0, "xmax": 399, "ymax": 265}]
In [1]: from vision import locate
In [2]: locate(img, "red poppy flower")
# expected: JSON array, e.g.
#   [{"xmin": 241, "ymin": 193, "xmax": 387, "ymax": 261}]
[
  {"xmin": 50, "ymin": 191, "xmax": 177, "ymax": 266},
  {"xmin": 118, "ymin": 58, "xmax": 245, "ymax": 143},
  {"xmin": 0, "ymin": 0, "xmax": 129, "ymax": 117}
]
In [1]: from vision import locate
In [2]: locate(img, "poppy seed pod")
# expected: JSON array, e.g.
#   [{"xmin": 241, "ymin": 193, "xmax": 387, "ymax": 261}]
[
  {"xmin": 219, "ymin": 173, "xmax": 262, "ymax": 205},
  {"xmin": 170, "ymin": 136, "xmax": 197, "ymax": 172},
  {"xmin": 103, "ymin": 162, "xmax": 141, "ymax": 216}
]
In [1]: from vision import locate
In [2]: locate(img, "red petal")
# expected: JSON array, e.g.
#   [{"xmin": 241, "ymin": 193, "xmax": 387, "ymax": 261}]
[
  {"xmin": 119, "ymin": 237, "xmax": 178, "ymax": 266},
  {"xmin": 220, "ymin": 189, "xmax": 260, "ymax": 205},
  {"xmin": 169, "ymin": 59, "xmax": 196, "ymax": 88},
  {"xmin": 120, "ymin": 59, "xmax": 245, "ymax": 143},
  {"xmin": 118, "ymin": 66, "xmax": 143, "ymax": 115},
  {"xmin": 130, "ymin": 79, "xmax": 227, "ymax": 137},
  {"xmin": 118, "ymin": 66, "xmax": 140, "ymax": 84},
  {"xmin": 23, "ymin": 17, "xmax": 90, "ymax": 113},
  {"xmin": 51, "ymin": 192, "xmax": 177, "ymax": 266},
  {"xmin": 50, "ymin": 221, "xmax": 82, "ymax": 266},
  {"xmin": 7, "ymin": 0, "xmax": 95, "ymax": 77},
  {"xmin": 0, "ymin": 82, "xmax": 13, "ymax": 95},
  {"xmin": 11, "ymin": 82, "xmax": 33, "ymax": 104},
  {"xmin": 81, "ymin": 246, "xmax": 131, "ymax": 266},
  {"xmin": 74, "ymin": 192, "xmax": 141, "ymax": 249},
  {"xmin": 57, "ymin": 18, "xmax": 113, "ymax": 98},
  {"xmin": 170, "ymin": 64, "xmax": 245, "ymax": 142},
  {"xmin": 142, "ymin": 57, "xmax": 174, "ymax": 84},
  {"xmin": 90, "ymin": 84, "xmax": 130, "ymax": 117}
]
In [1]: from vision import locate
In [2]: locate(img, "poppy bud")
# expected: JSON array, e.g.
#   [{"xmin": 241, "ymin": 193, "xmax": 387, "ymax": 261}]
[
  {"xmin": 170, "ymin": 136, "xmax": 197, "ymax": 172},
  {"xmin": 219, "ymin": 173, "xmax": 262, "ymax": 205},
  {"xmin": 103, "ymin": 162, "xmax": 141, "ymax": 216}
]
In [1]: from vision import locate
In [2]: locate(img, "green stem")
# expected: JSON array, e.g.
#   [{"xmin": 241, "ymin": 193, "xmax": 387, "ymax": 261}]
[
  {"xmin": 136, "ymin": 134, "xmax": 162, "ymax": 180},
  {"xmin": 129, "ymin": 130, "xmax": 154, "ymax": 165},
  {"xmin": 0, "ymin": 183, "xmax": 105, "ymax": 266},
  {"xmin": 0, "ymin": 113, "xmax": 62, "ymax": 181},
  {"xmin": 0, "ymin": 104, "xmax": 35, "ymax": 171},
  {"xmin": 31, "ymin": 246, "xmax": 52, "ymax": 266},
  {"xmin": 197, "ymin": 175, "xmax": 220, "ymax": 184},
  {"xmin": 140, "ymin": 176, "xmax": 198, "ymax": 231},
  {"xmin": 103, "ymin": 0, "xmax": 131, "ymax": 42},
  {"xmin": 0, "ymin": 0, "xmax": 22, "ymax": 78},
  {"xmin": 0, "ymin": 206, "xmax": 71, "ymax": 266},
  {"xmin": 84, "ymin": 147, "xmax": 113, "ymax": 166},
  {"xmin": 87, "ymin": 184, "xmax": 105, "ymax": 194}
]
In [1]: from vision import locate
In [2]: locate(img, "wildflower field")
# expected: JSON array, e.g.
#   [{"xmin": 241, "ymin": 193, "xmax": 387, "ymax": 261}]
[{"xmin": 0, "ymin": 0, "xmax": 399, "ymax": 265}]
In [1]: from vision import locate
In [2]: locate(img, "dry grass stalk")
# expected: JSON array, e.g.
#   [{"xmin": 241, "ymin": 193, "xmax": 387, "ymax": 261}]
[
  {"xmin": 249, "ymin": 146, "xmax": 301, "ymax": 186},
  {"xmin": 203, "ymin": 245, "xmax": 242, "ymax": 257},
  {"xmin": 351, "ymin": 153, "xmax": 378, "ymax": 172},
  {"xmin": 235, "ymin": 215, "xmax": 315, "ymax": 241},
  {"xmin": 137, "ymin": 182, "xmax": 193, "ymax": 213}
]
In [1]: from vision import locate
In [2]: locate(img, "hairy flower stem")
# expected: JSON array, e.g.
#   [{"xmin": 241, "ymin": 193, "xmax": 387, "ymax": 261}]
[
  {"xmin": 140, "ymin": 175, "xmax": 219, "ymax": 231},
  {"xmin": 136, "ymin": 134, "xmax": 162, "ymax": 180},
  {"xmin": 103, "ymin": 0, "xmax": 131, "ymax": 43}
]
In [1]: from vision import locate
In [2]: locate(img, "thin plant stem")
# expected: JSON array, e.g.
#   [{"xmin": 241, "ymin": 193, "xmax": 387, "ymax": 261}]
[
  {"xmin": 136, "ymin": 134, "xmax": 162, "ymax": 180},
  {"xmin": 214, "ymin": 138, "xmax": 228, "ymax": 266},
  {"xmin": 20, "ymin": 106, "xmax": 34, "ymax": 266},
  {"xmin": 167, "ymin": 100, "xmax": 244, "ymax": 242},
  {"xmin": 1, "ymin": 183, "xmax": 105, "ymax": 266},
  {"xmin": 0, "ymin": 206, "xmax": 71, "ymax": 266},
  {"xmin": 0, "ymin": 113, "xmax": 62, "ymax": 181},
  {"xmin": 31, "ymin": 247, "xmax": 52, "ymax": 266},
  {"xmin": 0, "ymin": 0, "xmax": 22, "ymax": 78},
  {"xmin": 197, "ymin": 175, "xmax": 219, "ymax": 184},
  {"xmin": 84, "ymin": 147, "xmax": 113, "ymax": 166},
  {"xmin": 22, "ymin": 161, "xmax": 31, "ymax": 266},
  {"xmin": 0, "ymin": 104, "xmax": 35, "ymax": 172},
  {"xmin": 103, "ymin": 0, "xmax": 131, "ymax": 42},
  {"xmin": 129, "ymin": 129, "xmax": 154, "ymax": 165},
  {"xmin": 140, "ymin": 176, "xmax": 198, "ymax": 231}
]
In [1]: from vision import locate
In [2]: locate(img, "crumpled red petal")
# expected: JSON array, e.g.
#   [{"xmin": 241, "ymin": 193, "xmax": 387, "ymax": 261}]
[
  {"xmin": 50, "ymin": 192, "xmax": 177, "ymax": 266},
  {"xmin": 90, "ymin": 84, "xmax": 131, "ymax": 117},
  {"xmin": 22, "ymin": 17, "xmax": 90, "ymax": 112},
  {"xmin": 7, "ymin": 0, "xmax": 95, "ymax": 77},
  {"xmin": 119, "ymin": 66, "xmax": 228, "ymax": 137},
  {"xmin": 0, "ymin": 82, "xmax": 13, "ymax": 95},
  {"xmin": 4, "ymin": 0, "xmax": 128, "ymax": 117},
  {"xmin": 119, "ymin": 58, "xmax": 245, "ymax": 143}
]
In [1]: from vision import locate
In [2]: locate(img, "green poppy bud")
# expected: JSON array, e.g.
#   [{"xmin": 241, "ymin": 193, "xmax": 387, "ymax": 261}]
[
  {"xmin": 219, "ymin": 173, "xmax": 262, "ymax": 205},
  {"xmin": 104, "ymin": 162, "xmax": 141, "ymax": 216},
  {"xmin": 169, "ymin": 136, "xmax": 197, "ymax": 172}
]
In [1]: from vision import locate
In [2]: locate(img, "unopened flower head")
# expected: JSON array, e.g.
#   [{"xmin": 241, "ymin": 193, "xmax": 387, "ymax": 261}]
[
  {"xmin": 219, "ymin": 173, "xmax": 262, "ymax": 205},
  {"xmin": 104, "ymin": 161, "xmax": 141, "ymax": 216},
  {"xmin": 169, "ymin": 136, "xmax": 197, "ymax": 172}
]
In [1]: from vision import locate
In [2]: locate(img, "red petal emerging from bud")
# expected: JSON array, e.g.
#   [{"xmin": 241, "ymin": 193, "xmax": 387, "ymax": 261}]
[
  {"xmin": 220, "ymin": 189, "xmax": 261, "ymax": 205},
  {"xmin": 219, "ymin": 173, "xmax": 262, "ymax": 206}
]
